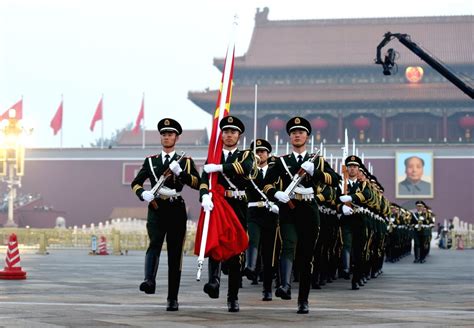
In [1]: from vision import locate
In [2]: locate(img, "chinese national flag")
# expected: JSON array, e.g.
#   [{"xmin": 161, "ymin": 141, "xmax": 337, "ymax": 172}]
[
  {"xmin": 90, "ymin": 97, "xmax": 103, "ymax": 131},
  {"xmin": 50, "ymin": 100, "xmax": 63, "ymax": 135},
  {"xmin": 1, "ymin": 99, "xmax": 23, "ymax": 121},
  {"xmin": 194, "ymin": 46, "xmax": 249, "ymax": 262},
  {"xmin": 132, "ymin": 96, "xmax": 144, "ymax": 134}
]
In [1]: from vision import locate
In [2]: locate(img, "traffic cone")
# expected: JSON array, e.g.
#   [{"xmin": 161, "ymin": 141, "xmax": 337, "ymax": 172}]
[
  {"xmin": 0, "ymin": 233, "xmax": 27, "ymax": 280},
  {"xmin": 97, "ymin": 236, "xmax": 109, "ymax": 255}
]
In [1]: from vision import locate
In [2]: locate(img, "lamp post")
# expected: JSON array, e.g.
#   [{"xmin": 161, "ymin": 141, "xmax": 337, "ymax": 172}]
[{"xmin": 0, "ymin": 108, "xmax": 27, "ymax": 227}]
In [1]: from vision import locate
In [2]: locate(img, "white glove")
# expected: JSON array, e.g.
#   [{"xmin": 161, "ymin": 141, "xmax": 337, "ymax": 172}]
[
  {"xmin": 157, "ymin": 186, "xmax": 177, "ymax": 196},
  {"xmin": 274, "ymin": 191, "xmax": 290, "ymax": 203},
  {"xmin": 300, "ymin": 161, "xmax": 314, "ymax": 176},
  {"xmin": 339, "ymin": 195, "xmax": 352, "ymax": 203},
  {"xmin": 270, "ymin": 204, "xmax": 279, "ymax": 214},
  {"xmin": 204, "ymin": 164, "xmax": 223, "ymax": 173},
  {"xmin": 169, "ymin": 160, "xmax": 182, "ymax": 176},
  {"xmin": 201, "ymin": 194, "xmax": 214, "ymax": 211},
  {"xmin": 141, "ymin": 190, "xmax": 155, "ymax": 203},
  {"xmin": 342, "ymin": 205, "xmax": 353, "ymax": 215}
]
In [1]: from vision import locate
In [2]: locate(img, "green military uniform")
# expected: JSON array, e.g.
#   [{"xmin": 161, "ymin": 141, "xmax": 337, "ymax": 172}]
[
  {"xmin": 263, "ymin": 117, "xmax": 339, "ymax": 314},
  {"xmin": 200, "ymin": 116, "xmax": 256, "ymax": 313},
  {"xmin": 131, "ymin": 118, "xmax": 200, "ymax": 311},
  {"xmin": 411, "ymin": 201, "xmax": 429, "ymax": 263},
  {"xmin": 243, "ymin": 140, "xmax": 279, "ymax": 301}
]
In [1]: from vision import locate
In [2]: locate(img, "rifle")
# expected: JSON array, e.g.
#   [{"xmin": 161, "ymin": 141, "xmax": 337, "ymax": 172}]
[
  {"xmin": 148, "ymin": 151, "xmax": 186, "ymax": 210},
  {"xmin": 283, "ymin": 149, "xmax": 320, "ymax": 209}
]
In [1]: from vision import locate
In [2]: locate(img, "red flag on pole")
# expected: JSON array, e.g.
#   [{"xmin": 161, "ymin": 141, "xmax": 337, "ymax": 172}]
[
  {"xmin": 50, "ymin": 100, "xmax": 63, "ymax": 135},
  {"xmin": 1, "ymin": 99, "xmax": 23, "ymax": 121},
  {"xmin": 194, "ymin": 42, "xmax": 248, "ymax": 262},
  {"xmin": 132, "ymin": 96, "xmax": 144, "ymax": 134},
  {"xmin": 90, "ymin": 97, "xmax": 103, "ymax": 131}
]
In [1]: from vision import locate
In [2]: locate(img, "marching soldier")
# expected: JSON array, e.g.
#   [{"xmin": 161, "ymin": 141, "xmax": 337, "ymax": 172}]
[
  {"xmin": 199, "ymin": 115, "xmax": 256, "ymax": 312},
  {"xmin": 263, "ymin": 116, "xmax": 339, "ymax": 314},
  {"xmin": 412, "ymin": 201, "xmax": 428, "ymax": 263},
  {"xmin": 243, "ymin": 139, "xmax": 279, "ymax": 301},
  {"xmin": 131, "ymin": 118, "xmax": 200, "ymax": 311},
  {"xmin": 338, "ymin": 156, "xmax": 371, "ymax": 290}
]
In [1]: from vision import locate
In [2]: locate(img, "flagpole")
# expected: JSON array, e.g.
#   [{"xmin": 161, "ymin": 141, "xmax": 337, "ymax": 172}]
[
  {"xmin": 197, "ymin": 16, "xmax": 238, "ymax": 281},
  {"xmin": 101, "ymin": 94, "xmax": 104, "ymax": 149},
  {"xmin": 60, "ymin": 94, "xmax": 63, "ymax": 149},
  {"xmin": 142, "ymin": 93, "xmax": 145, "ymax": 149},
  {"xmin": 253, "ymin": 84, "xmax": 257, "ymax": 154}
]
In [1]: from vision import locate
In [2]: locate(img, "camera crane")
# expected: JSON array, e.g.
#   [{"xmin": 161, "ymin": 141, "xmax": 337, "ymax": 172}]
[{"xmin": 375, "ymin": 32, "xmax": 474, "ymax": 99}]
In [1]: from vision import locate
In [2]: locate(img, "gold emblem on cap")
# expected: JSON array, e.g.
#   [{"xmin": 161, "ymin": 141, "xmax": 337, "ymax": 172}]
[
  {"xmin": 295, "ymin": 117, "xmax": 301, "ymax": 124},
  {"xmin": 257, "ymin": 140, "xmax": 262, "ymax": 145},
  {"xmin": 228, "ymin": 117, "xmax": 233, "ymax": 123},
  {"xmin": 164, "ymin": 119, "xmax": 170, "ymax": 126},
  {"xmin": 351, "ymin": 156, "xmax": 355, "ymax": 160}
]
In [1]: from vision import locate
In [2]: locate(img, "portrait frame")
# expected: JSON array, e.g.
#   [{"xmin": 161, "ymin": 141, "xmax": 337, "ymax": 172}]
[{"xmin": 395, "ymin": 151, "xmax": 434, "ymax": 199}]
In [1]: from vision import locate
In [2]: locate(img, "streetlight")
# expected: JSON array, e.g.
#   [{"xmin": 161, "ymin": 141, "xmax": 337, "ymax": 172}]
[{"xmin": 0, "ymin": 108, "xmax": 28, "ymax": 227}]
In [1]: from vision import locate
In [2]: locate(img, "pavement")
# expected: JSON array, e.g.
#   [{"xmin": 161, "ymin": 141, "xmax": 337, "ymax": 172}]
[{"xmin": 0, "ymin": 247, "xmax": 473, "ymax": 327}]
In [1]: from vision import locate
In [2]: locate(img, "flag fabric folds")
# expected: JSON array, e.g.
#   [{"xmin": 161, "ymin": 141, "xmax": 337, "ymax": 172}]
[
  {"xmin": 90, "ymin": 97, "xmax": 103, "ymax": 131},
  {"xmin": 194, "ymin": 46, "xmax": 249, "ymax": 261},
  {"xmin": 1, "ymin": 99, "xmax": 23, "ymax": 121},
  {"xmin": 50, "ymin": 100, "xmax": 63, "ymax": 135},
  {"xmin": 132, "ymin": 97, "xmax": 144, "ymax": 134}
]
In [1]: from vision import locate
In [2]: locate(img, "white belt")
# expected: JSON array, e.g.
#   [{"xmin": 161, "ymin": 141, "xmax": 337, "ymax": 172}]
[
  {"xmin": 291, "ymin": 193, "xmax": 314, "ymax": 201},
  {"xmin": 157, "ymin": 193, "xmax": 181, "ymax": 201},
  {"xmin": 293, "ymin": 186, "xmax": 314, "ymax": 195},
  {"xmin": 248, "ymin": 201, "xmax": 267, "ymax": 208},
  {"xmin": 224, "ymin": 190, "xmax": 246, "ymax": 198}
]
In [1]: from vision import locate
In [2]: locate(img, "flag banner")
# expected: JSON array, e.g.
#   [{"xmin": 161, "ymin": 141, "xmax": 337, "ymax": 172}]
[
  {"xmin": 194, "ymin": 44, "xmax": 248, "ymax": 261},
  {"xmin": 132, "ymin": 97, "xmax": 144, "ymax": 134},
  {"xmin": 90, "ymin": 97, "xmax": 103, "ymax": 131},
  {"xmin": 50, "ymin": 100, "xmax": 63, "ymax": 135},
  {"xmin": 1, "ymin": 99, "xmax": 23, "ymax": 121}
]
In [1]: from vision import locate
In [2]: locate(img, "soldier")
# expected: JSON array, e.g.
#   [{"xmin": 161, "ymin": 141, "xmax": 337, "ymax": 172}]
[
  {"xmin": 411, "ymin": 201, "xmax": 428, "ymax": 263},
  {"xmin": 243, "ymin": 139, "xmax": 279, "ymax": 301},
  {"xmin": 200, "ymin": 115, "xmax": 256, "ymax": 312},
  {"xmin": 263, "ymin": 116, "xmax": 338, "ymax": 314},
  {"xmin": 131, "ymin": 118, "xmax": 200, "ymax": 311},
  {"xmin": 338, "ymin": 155, "xmax": 371, "ymax": 290}
]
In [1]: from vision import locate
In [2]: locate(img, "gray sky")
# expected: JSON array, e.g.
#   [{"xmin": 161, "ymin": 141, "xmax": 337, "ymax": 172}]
[{"xmin": 0, "ymin": 0, "xmax": 472, "ymax": 148}]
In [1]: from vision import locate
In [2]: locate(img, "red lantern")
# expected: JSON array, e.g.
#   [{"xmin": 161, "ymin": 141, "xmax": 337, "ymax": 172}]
[
  {"xmin": 311, "ymin": 117, "xmax": 328, "ymax": 142},
  {"xmin": 459, "ymin": 115, "xmax": 474, "ymax": 140},
  {"xmin": 353, "ymin": 116, "xmax": 370, "ymax": 142},
  {"xmin": 268, "ymin": 117, "xmax": 285, "ymax": 132},
  {"xmin": 405, "ymin": 66, "xmax": 424, "ymax": 83}
]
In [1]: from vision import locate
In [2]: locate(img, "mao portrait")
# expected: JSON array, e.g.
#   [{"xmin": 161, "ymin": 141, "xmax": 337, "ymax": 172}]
[{"xmin": 396, "ymin": 152, "xmax": 433, "ymax": 198}]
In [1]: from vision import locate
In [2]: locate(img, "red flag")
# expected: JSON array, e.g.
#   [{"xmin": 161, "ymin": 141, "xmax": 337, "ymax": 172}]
[
  {"xmin": 1, "ymin": 99, "xmax": 23, "ymax": 121},
  {"xmin": 50, "ymin": 100, "xmax": 63, "ymax": 135},
  {"xmin": 90, "ymin": 97, "xmax": 103, "ymax": 131},
  {"xmin": 194, "ymin": 45, "xmax": 248, "ymax": 261},
  {"xmin": 132, "ymin": 96, "xmax": 144, "ymax": 134}
]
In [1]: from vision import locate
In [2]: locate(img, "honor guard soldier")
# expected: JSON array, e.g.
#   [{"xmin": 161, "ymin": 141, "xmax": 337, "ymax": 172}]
[
  {"xmin": 199, "ymin": 115, "xmax": 256, "ymax": 312},
  {"xmin": 243, "ymin": 139, "xmax": 279, "ymax": 301},
  {"xmin": 131, "ymin": 118, "xmax": 200, "ymax": 311},
  {"xmin": 412, "ymin": 201, "xmax": 429, "ymax": 263},
  {"xmin": 338, "ymin": 155, "xmax": 371, "ymax": 290},
  {"xmin": 263, "ymin": 117, "xmax": 339, "ymax": 314}
]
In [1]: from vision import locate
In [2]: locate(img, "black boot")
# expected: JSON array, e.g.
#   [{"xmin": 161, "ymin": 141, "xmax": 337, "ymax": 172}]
[
  {"xmin": 297, "ymin": 301, "xmax": 309, "ymax": 314},
  {"xmin": 227, "ymin": 298, "xmax": 240, "ymax": 312},
  {"xmin": 139, "ymin": 252, "xmax": 158, "ymax": 294},
  {"xmin": 275, "ymin": 258, "xmax": 292, "ymax": 300},
  {"xmin": 167, "ymin": 270, "xmax": 181, "ymax": 304},
  {"xmin": 203, "ymin": 258, "xmax": 221, "ymax": 299},
  {"xmin": 413, "ymin": 247, "xmax": 420, "ymax": 263},
  {"xmin": 166, "ymin": 299, "xmax": 179, "ymax": 311},
  {"xmin": 243, "ymin": 246, "xmax": 258, "ymax": 281},
  {"xmin": 262, "ymin": 290, "xmax": 272, "ymax": 301}
]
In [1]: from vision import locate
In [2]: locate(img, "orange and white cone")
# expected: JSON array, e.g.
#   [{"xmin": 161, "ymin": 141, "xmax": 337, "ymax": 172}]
[
  {"xmin": 97, "ymin": 236, "xmax": 109, "ymax": 255},
  {"xmin": 0, "ymin": 233, "xmax": 27, "ymax": 280}
]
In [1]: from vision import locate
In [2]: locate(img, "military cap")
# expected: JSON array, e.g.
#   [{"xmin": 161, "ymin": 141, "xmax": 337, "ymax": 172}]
[
  {"xmin": 286, "ymin": 116, "xmax": 312, "ymax": 135},
  {"xmin": 415, "ymin": 200, "xmax": 425, "ymax": 207},
  {"xmin": 219, "ymin": 115, "xmax": 245, "ymax": 133},
  {"xmin": 250, "ymin": 138, "xmax": 272, "ymax": 153},
  {"xmin": 157, "ymin": 118, "xmax": 182, "ymax": 135},
  {"xmin": 390, "ymin": 203, "xmax": 400, "ymax": 208},
  {"xmin": 345, "ymin": 155, "xmax": 362, "ymax": 167}
]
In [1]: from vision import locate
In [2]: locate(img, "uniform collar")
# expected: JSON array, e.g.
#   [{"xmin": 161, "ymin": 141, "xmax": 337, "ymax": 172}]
[
  {"xmin": 161, "ymin": 150, "xmax": 176, "ymax": 159},
  {"xmin": 223, "ymin": 147, "xmax": 238, "ymax": 158},
  {"xmin": 292, "ymin": 151, "xmax": 307, "ymax": 160}
]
